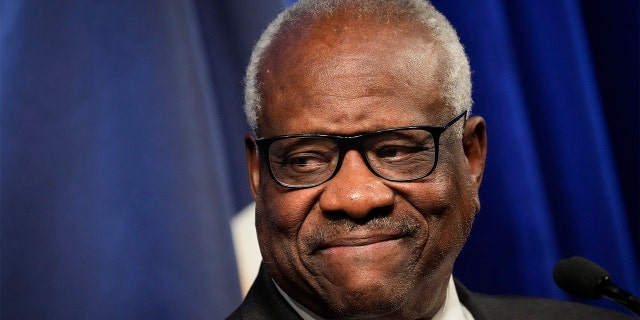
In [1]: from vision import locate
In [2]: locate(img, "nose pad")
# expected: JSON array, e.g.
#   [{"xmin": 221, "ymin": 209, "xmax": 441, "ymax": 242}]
[{"xmin": 318, "ymin": 150, "xmax": 394, "ymax": 219}]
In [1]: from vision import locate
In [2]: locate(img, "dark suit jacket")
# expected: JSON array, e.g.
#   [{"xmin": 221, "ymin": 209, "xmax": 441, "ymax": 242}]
[{"xmin": 227, "ymin": 264, "xmax": 633, "ymax": 319}]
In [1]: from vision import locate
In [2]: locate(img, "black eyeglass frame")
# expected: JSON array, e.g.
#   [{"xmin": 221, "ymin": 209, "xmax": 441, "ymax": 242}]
[{"xmin": 255, "ymin": 110, "xmax": 468, "ymax": 189}]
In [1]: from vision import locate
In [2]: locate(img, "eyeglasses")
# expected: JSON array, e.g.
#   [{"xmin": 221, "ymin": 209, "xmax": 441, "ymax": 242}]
[{"xmin": 255, "ymin": 110, "xmax": 467, "ymax": 188}]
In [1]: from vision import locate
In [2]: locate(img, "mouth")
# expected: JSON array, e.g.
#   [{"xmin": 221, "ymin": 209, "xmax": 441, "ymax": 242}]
[
  {"xmin": 314, "ymin": 233, "xmax": 405, "ymax": 253},
  {"xmin": 306, "ymin": 216, "xmax": 421, "ymax": 256}
]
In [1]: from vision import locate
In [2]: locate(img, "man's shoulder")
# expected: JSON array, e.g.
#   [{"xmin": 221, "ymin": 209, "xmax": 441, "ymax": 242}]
[{"xmin": 455, "ymin": 280, "xmax": 634, "ymax": 319}]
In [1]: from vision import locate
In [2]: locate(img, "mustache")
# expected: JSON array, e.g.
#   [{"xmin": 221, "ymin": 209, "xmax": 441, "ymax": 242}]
[{"xmin": 303, "ymin": 215, "xmax": 421, "ymax": 252}]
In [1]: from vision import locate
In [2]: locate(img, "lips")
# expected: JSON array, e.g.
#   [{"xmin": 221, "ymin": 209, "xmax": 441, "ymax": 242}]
[{"xmin": 316, "ymin": 233, "xmax": 404, "ymax": 251}]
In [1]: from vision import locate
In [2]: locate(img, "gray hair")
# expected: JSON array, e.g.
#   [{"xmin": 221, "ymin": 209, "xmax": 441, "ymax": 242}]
[{"xmin": 244, "ymin": 0, "xmax": 472, "ymax": 133}]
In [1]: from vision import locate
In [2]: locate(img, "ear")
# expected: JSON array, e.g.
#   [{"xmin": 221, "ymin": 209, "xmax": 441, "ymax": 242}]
[
  {"xmin": 462, "ymin": 116, "xmax": 487, "ymax": 188},
  {"xmin": 245, "ymin": 133, "xmax": 261, "ymax": 199}
]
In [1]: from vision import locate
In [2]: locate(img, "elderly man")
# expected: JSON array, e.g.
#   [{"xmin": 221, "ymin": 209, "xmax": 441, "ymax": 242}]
[{"xmin": 227, "ymin": 0, "xmax": 632, "ymax": 319}]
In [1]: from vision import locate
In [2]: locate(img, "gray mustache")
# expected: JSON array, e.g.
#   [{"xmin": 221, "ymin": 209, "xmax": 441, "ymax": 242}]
[{"xmin": 304, "ymin": 215, "xmax": 421, "ymax": 252}]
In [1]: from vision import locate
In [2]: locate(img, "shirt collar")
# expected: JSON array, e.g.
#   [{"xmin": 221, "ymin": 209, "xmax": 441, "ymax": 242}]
[{"xmin": 274, "ymin": 276, "xmax": 474, "ymax": 320}]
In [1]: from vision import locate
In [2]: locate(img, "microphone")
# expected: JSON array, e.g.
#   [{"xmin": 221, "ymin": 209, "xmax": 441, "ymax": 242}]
[{"xmin": 553, "ymin": 256, "xmax": 640, "ymax": 316}]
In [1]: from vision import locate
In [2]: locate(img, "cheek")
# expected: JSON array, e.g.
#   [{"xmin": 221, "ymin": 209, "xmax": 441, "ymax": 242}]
[
  {"xmin": 254, "ymin": 182, "xmax": 325, "ymax": 290},
  {"xmin": 429, "ymin": 169, "xmax": 476, "ymax": 248},
  {"xmin": 401, "ymin": 173, "xmax": 456, "ymax": 216},
  {"xmin": 402, "ymin": 165, "xmax": 476, "ymax": 249},
  {"xmin": 255, "ymin": 181, "xmax": 319, "ymax": 242},
  {"xmin": 427, "ymin": 149, "xmax": 477, "ymax": 214}
]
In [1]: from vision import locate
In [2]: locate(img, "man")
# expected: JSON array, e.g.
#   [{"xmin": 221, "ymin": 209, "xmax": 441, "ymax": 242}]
[{"xmin": 228, "ymin": 0, "xmax": 633, "ymax": 319}]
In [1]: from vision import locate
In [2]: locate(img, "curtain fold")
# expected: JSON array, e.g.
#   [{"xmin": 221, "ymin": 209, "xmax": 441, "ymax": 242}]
[{"xmin": 2, "ymin": 1, "xmax": 242, "ymax": 318}]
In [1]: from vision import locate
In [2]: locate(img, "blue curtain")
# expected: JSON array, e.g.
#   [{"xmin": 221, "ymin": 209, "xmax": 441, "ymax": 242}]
[
  {"xmin": 436, "ymin": 2, "xmax": 639, "ymax": 311},
  {"xmin": 1, "ymin": 0, "xmax": 637, "ymax": 319},
  {"xmin": 1, "ymin": 0, "xmax": 281, "ymax": 318}
]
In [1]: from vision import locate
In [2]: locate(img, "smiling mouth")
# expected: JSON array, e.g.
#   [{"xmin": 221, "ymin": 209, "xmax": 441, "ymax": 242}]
[
  {"xmin": 307, "ymin": 216, "xmax": 421, "ymax": 255},
  {"xmin": 314, "ymin": 233, "xmax": 404, "ymax": 253}
]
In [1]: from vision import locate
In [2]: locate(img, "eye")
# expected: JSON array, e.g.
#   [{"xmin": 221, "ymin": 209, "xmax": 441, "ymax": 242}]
[
  {"xmin": 269, "ymin": 137, "xmax": 337, "ymax": 175},
  {"xmin": 366, "ymin": 129, "xmax": 435, "ymax": 163},
  {"xmin": 374, "ymin": 145, "xmax": 430, "ymax": 161},
  {"xmin": 280, "ymin": 152, "xmax": 331, "ymax": 173}
]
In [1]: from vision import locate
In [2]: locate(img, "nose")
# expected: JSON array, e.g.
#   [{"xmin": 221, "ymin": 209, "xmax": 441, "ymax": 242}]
[{"xmin": 318, "ymin": 150, "xmax": 395, "ymax": 219}]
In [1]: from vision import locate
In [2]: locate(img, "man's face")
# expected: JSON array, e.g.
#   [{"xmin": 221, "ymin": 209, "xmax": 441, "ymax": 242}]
[{"xmin": 245, "ymin": 16, "xmax": 486, "ymax": 319}]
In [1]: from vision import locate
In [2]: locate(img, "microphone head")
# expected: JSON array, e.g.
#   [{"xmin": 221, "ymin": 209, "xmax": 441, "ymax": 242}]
[{"xmin": 553, "ymin": 256, "xmax": 610, "ymax": 299}]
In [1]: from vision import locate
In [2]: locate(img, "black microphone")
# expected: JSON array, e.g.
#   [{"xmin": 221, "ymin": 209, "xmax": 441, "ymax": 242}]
[{"xmin": 553, "ymin": 256, "xmax": 640, "ymax": 316}]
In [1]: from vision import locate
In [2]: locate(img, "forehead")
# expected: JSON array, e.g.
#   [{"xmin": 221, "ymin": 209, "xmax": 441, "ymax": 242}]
[{"xmin": 257, "ymin": 12, "xmax": 448, "ymax": 137}]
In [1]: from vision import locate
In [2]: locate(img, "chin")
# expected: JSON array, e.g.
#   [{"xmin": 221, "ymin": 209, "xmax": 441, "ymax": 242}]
[{"xmin": 317, "ymin": 281, "xmax": 421, "ymax": 319}]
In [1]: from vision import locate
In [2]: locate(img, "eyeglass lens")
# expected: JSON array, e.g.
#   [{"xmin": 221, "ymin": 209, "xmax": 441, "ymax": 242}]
[{"xmin": 269, "ymin": 137, "xmax": 339, "ymax": 187}]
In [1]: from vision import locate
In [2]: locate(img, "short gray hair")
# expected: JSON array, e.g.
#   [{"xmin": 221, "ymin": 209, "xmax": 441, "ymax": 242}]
[{"xmin": 244, "ymin": 0, "xmax": 472, "ymax": 133}]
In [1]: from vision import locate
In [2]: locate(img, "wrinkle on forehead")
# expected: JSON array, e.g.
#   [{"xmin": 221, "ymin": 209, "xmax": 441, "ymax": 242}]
[
  {"xmin": 258, "ymin": 18, "xmax": 447, "ymax": 137},
  {"xmin": 305, "ymin": 42, "xmax": 441, "ymax": 101}
]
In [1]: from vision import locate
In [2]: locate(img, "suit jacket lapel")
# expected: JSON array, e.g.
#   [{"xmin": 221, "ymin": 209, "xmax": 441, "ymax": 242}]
[
  {"xmin": 454, "ymin": 278, "xmax": 492, "ymax": 320},
  {"xmin": 231, "ymin": 263, "xmax": 301, "ymax": 319}
]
